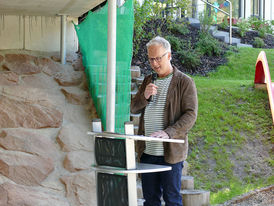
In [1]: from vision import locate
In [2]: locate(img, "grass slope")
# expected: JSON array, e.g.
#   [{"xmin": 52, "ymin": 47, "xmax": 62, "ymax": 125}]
[{"xmin": 188, "ymin": 48, "xmax": 274, "ymax": 204}]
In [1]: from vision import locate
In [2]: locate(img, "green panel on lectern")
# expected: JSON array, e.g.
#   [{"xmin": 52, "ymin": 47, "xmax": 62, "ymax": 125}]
[
  {"xmin": 95, "ymin": 137, "xmax": 126, "ymax": 168},
  {"xmin": 97, "ymin": 173, "xmax": 128, "ymax": 206}
]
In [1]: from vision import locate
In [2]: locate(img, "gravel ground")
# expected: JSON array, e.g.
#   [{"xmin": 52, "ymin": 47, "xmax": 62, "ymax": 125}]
[{"xmin": 220, "ymin": 185, "xmax": 274, "ymax": 206}]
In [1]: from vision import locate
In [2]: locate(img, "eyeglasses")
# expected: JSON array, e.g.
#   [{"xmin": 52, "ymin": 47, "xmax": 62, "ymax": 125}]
[{"xmin": 148, "ymin": 52, "xmax": 168, "ymax": 63}]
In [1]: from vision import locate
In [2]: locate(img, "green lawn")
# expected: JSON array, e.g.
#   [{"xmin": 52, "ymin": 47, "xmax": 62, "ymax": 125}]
[
  {"xmin": 208, "ymin": 48, "xmax": 274, "ymax": 79},
  {"xmin": 188, "ymin": 47, "xmax": 274, "ymax": 204}
]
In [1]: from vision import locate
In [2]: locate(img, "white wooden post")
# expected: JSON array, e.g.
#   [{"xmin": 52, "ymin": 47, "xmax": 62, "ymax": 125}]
[
  {"xmin": 124, "ymin": 121, "xmax": 137, "ymax": 206},
  {"xmin": 60, "ymin": 14, "xmax": 67, "ymax": 64},
  {"xmin": 91, "ymin": 119, "xmax": 102, "ymax": 133}
]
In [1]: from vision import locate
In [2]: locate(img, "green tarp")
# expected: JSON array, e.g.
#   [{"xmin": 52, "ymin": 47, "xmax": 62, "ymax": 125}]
[{"xmin": 75, "ymin": 0, "xmax": 134, "ymax": 133}]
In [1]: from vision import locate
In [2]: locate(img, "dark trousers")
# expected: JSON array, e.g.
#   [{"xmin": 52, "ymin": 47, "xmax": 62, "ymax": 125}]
[{"xmin": 140, "ymin": 153, "xmax": 184, "ymax": 206}]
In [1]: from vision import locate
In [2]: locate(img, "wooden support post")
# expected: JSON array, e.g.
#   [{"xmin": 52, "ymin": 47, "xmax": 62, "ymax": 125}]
[
  {"xmin": 124, "ymin": 121, "xmax": 137, "ymax": 206},
  {"xmin": 91, "ymin": 119, "xmax": 102, "ymax": 133},
  {"xmin": 181, "ymin": 190, "xmax": 210, "ymax": 206},
  {"xmin": 181, "ymin": 176, "xmax": 194, "ymax": 190}
]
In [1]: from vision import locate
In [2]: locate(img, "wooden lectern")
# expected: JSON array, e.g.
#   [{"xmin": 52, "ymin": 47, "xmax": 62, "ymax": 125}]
[{"xmin": 88, "ymin": 119, "xmax": 185, "ymax": 206}]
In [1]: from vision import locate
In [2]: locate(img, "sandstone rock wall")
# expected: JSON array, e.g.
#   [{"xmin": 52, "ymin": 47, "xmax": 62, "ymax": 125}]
[{"xmin": 0, "ymin": 51, "xmax": 98, "ymax": 206}]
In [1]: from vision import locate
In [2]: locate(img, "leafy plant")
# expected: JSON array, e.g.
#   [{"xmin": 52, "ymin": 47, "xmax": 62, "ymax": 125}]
[
  {"xmin": 253, "ymin": 37, "xmax": 265, "ymax": 48},
  {"xmin": 167, "ymin": 22, "xmax": 189, "ymax": 35},
  {"xmin": 133, "ymin": 0, "xmax": 154, "ymax": 55},
  {"xmin": 164, "ymin": 35, "xmax": 201, "ymax": 70},
  {"xmin": 258, "ymin": 26, "xmax": 267, "ymax": 38},
  {"xmin": 165, "ymin": 35, "xmax": 185, "ymax": 51},
  {"xmin": 248, "ymin": 16, "xmax": 273, "ymax": 35},
  {"xmin": 177, "ymin": 48, "xmax": 201, "ymax": 71},
  {"xmin": 150, "ymin": 0, "xmax": 190, "ymax": 35},
  {"xmin": 199, "ymin": 9, "xmax": 214, "ymax": 33},
  {"xmin": 196, "ymin": 32, "xmax": 222, "ymax": 57},
  {"xmin": 265, "ymin": 22, "xmax": 274, "ymax": 35},
  {"xmin": 237, "ymin": 19, "xmax": 250, "ymax": 37},
  {"xmin": 248, "ymin": 16, "xmax": 263, "ymax": 31},
  {"xmin": 219, "ymin": 16, "xmax": 229, "ymax": 30},
  {"xmin": 152, "ymin": 0, "xmax": 190, "ymax": 20}
]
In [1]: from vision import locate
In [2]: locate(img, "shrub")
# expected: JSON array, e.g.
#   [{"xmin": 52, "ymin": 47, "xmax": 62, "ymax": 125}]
[
  {"xmin": 167, "ymin": 22, "xmax": 189, "ymax": 35},
  {"xmin": 248, "ymin": 16, "xmax": 262, "ymax": 30},
  {"xmin": 177, "ymin": 49, "xmax": 201, "ymax": 71},
  {"xmin": 165, "ymin": 36, "xmax": 201, "ymax": 71},
  {"xmin": 196, "ymin": 32, "xmax": 222, "ymax": 57},
  {"xmin": 258, "ymin": 26, "xmax": 267, "ymax": 38},
  {"xmin": 237, "ymin": 19, "xmax": 250, "ymax": 37},
  {"xmin": 199, "ymin": 9, "xmax": 214, "ymax": 33},
  {"xmin": 219, "ymin": 16, "xmax": 229, "ymax": 30},
  {"xmin": 253, "ymin": 37, "xmax": 265, "ymax": 48},
  {"xmin": 165, "ymin": 35, "xmax": 186, "ymax": 51},
  {"xmin": 264, "ymin": 21, "xmax": 273, "ymax": 35},
  {"xmin": 248, "ymin": 16, "xmax": 273, "ymax": 35}
]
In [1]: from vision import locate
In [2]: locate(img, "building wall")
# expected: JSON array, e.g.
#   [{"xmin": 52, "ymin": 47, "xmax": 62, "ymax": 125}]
[
  {"xmin": 264, "ymin": 0, "xmax": 273, "ymax": 21},
  {"xmin": 239, "ymin": 0, "xmax": 273, "ymax": 21},
  {"xmin": 0, "ymin": 15, "xmax": 78, "ymax": 53}
]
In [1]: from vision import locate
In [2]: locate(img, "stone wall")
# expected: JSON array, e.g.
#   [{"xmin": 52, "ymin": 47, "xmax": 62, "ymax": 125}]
[{"xmin": 0, "ymin": 50, "xmax": 98, "ymax": 205}]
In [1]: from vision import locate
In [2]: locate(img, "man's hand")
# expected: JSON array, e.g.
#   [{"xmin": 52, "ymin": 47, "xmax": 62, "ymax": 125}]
[
  {"xmin": 150, "ymin": 130, "xmax": 169, "ymax": 139},
  {"xmin": 144, "ymin": 83, "xmax": 158, "ymax": 100}
]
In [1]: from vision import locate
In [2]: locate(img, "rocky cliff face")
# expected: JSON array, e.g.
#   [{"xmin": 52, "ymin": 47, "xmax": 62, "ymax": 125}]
[{"xmin": 0, "ymin": 51, "xmax": 98, "ymax": 206}]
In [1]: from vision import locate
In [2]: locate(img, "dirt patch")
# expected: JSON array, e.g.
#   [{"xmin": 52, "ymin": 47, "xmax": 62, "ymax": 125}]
[{"xmin": 230, "ymin": 137, "xmax": 272, "ymax": 180}]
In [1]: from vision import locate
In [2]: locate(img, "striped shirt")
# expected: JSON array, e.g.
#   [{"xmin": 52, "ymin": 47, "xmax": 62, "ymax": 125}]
[{"xmin": 144, "ymin": 73, "xmax": 173, "ymax": 156}]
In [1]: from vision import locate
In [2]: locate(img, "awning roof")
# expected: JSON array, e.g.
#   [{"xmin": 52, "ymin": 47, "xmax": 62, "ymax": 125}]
[{"xmin": 0, "ymin": 0, "xmax": 106, "ymax": 17}]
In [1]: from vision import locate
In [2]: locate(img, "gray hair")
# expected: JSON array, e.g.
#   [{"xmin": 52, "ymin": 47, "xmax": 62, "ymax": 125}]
[{"xmin": 146, "ymin": 36, "xmax": 171, "ymax": 52}]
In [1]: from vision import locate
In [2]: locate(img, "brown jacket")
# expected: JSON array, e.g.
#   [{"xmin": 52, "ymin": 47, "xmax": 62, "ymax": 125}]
[{"xmin": 130, "ymin": 67, "xmax": 198, "ymax": 164}]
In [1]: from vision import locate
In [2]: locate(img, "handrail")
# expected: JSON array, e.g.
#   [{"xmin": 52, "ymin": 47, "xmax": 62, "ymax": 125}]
[{"xmin": 200, "ymin": 0, "xmax": 232, "ymax": 44}]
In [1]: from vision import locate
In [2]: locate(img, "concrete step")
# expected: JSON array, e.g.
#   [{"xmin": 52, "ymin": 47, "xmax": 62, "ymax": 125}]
[
  {"xmin": 187, "ymin": 17, "xmax": 200, "ymax": 29},
  {"xmin": 182, "ymin": 160, "xmax": 188, "ymax": 176},
  {"xmin": 132, "ymin": 75, "xmax": 144, "ymax": 88},
  {"xmin": 237, "ymin": 43, "xmax": 253, "ymax": 48},
  {"xmin": 136, "ymin": 169, "xmax": 193, "ymax": 198},
  {"xmin": 181, "ymin": 189, "xmax": 210, "ymax": 206},
  {"xmin": 137, "ymin": 180, "xmax": 143, "ymax": 199},
  {"xmin": 138, "ymin": 198, "xmax": 145, "ymax": 206},
  {"xmin": 131, "ymin": 82, "xmax": 137, "ymax": 91},
  {"xmin": 139, "ymin": 189, "xmax": 210, "ymax": 206},
  {"xmin": 208, "ymin": 25, "xmax": 217, "ymax": 35},
  {"xmin": 131, "ymin": 88, "xmax": 138, "ymax": 99},
  {"xmin": 212, "ymin": 30, "xmax": 241, "ymax": 44},
  {"xmin": 131, "ymin": 66, "xmax": 141, "ymax": 78},
  {"xmin": 134, "ymin": 125, "xmax": 139, "ymax": 135},
  {"xmin": 186, "ymin": 17, "xmax": 246, "ymax": 46},
  {"xmin": 181, "ymin": 176, "xmax": 194, "ymax": 190},
  {"xmin": 130, "ymin": 113, "xmax": 141, "ymax": 125},
  {"xmin": 138, "ymin": 198, "xmax": 165, "ymax": 206}
]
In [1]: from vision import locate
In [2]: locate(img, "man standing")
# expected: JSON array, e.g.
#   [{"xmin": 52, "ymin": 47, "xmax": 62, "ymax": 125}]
[{"xmin": 130, "ymin": 36, "xmax": 198, "ymax": 206}]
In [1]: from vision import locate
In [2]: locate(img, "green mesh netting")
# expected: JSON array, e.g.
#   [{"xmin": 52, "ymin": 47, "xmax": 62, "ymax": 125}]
[{"xmin": 75, "ymin": 0, "xmax": 134, "ymax": 133}]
